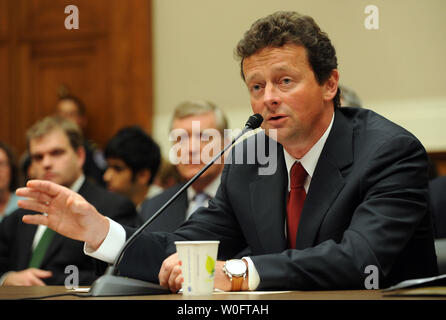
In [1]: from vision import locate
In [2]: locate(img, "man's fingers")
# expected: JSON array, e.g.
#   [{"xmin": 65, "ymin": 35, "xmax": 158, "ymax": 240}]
[
  {"xmin": 28, "ymin": 275, "xmax": 47, "ymax": 286},
  {"xmin": 167, "ymin": 265, "xmax": 182, "ymax": 292},
  {"xmin": 159, "ymin": 253, "xmax": 180, "ymax": 288},
  {"xmin": 26, "ymin": 179, "xmax": 64, "ymax": 197},
  {"xmin": 18, "ymin": 199, "xmax": 49, "ymax": 215},
  {"xmin": 29, "ymin": 268, "xmax": 53, "ymax": 279},
  {"xmin": 16, "ymin": 188, "xmax": 53, "ymax": 204},
  {"xmin": 175, "ymin": 274, "xmax": 184, "ymax": 292},
  {"xmin": 27, "ymin": 269, "xmax": 52, "ymax": 286},
  {"xmin": 22, "ymin": 213, "xmax": 49, "ymax": 226}
]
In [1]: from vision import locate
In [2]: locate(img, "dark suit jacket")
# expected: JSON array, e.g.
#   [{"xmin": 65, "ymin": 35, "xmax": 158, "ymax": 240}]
[
  {"xmin": 429, "ymin": 176, "xmax": 446, "ymax": 238},
  {"xmin": 139, "ymin": 183, "xmax": 188, "ymax": 232},
  {"xmin": 119, "ymin": 107, "xmax": 438, "ymax": 290},
  {"xmin": 0, "ymin": 179, "xmax": 138, "ymax": 285}
]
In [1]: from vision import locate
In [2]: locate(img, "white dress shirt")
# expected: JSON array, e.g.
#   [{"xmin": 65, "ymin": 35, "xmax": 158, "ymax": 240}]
[{"xmin": 85, "ymin": 113, "xmax": 335, "ymax": 290}]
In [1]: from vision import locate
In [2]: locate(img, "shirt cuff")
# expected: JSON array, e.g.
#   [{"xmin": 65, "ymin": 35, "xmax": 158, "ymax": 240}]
[
  {"xmin": 0, "ymin": 272, "xmax": 13, "ymax": 286},
  {"xmin": 242, "ymin": 257, "xmax": 260, "ymax": 290},
  {"xmin": 83, "ymin": 217, "xmax": 126, "ymax": 264}
]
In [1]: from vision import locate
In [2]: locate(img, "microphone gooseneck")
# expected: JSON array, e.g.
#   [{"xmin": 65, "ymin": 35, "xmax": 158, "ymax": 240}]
[
  {"xmin": 88, "ymin": 114, "xmax": 263, "ymax": 296},
  {"xmin": 111, "ymin": 113, "xmax": 263, "ymax": 270}
]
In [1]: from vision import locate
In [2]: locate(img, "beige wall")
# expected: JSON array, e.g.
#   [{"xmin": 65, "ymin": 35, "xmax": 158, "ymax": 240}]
[{"xmin": 152, "ymin": 0, "xmax": 446, "ymax": 156}]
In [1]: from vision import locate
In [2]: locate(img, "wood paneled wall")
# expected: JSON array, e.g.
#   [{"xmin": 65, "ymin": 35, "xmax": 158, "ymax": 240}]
[
  {"xmin": 0, "ymin": 0, "xmax": 153, "ymax": 156},
  {"xmin": 429, "ymin": 152, "xmax": 446, "ymax": 178}
]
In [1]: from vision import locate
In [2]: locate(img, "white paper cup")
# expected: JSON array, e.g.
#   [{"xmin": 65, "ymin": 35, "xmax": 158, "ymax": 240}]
[{"xmin": 174, "ymin": 240, "xmax": 220, "ymax": 295}]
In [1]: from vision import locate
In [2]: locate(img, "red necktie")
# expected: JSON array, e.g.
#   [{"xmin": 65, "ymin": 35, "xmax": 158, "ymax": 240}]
[{"xmin": 287, "ymin": 162, "xmax": 307, "ymax": 249}]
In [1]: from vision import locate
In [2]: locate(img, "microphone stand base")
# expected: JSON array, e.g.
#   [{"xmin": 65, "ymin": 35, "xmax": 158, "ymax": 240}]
[{"xmin": 88, "ymin": 274, "xmax": 171, "ymax": 297}]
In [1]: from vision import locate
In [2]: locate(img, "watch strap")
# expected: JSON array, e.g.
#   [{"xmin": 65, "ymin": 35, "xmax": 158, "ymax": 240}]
[{"xmin": 230, "ymin": 275, "xmax": 244, "ymax": 291}]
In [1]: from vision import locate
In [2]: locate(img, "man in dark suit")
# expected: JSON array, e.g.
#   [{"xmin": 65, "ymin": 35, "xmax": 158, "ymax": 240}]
[
  {"xmin": 17, "ymin": 11, "xmax": 437, "ymax": 291},
  {"xmin": 0, "ymin": 116, "xmax": 137, "ymax": 286},
  {"xmin": 140, "ymin": 100, "xmax": 227, "ymax": 231}
]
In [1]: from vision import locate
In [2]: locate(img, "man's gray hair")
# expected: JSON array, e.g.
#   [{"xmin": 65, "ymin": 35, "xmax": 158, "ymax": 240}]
[{"xmin": 170, "ymin": 100, "xmax": 228, "ymax": 133}]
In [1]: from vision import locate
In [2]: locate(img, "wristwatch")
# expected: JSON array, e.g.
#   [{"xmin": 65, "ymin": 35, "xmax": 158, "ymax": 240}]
[{"xmin": 222, "ymin": 259, "xmax": 247, "ymax": 291}]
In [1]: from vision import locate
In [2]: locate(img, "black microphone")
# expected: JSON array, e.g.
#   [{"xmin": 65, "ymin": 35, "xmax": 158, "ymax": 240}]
[{"xmin": 88, "ymin": 114, "xmax": 263, "ymax": 296}]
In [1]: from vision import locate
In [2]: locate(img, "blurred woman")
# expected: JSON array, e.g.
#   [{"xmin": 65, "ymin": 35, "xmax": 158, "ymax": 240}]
[{"xmin": 0, "ymin": 142, "xmax": 20, "ymax": 221}]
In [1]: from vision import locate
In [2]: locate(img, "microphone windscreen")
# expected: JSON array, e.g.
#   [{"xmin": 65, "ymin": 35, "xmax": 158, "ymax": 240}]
[{"xmin": 245, "ymin": 114, "xmax": 263, "ymax": 129}]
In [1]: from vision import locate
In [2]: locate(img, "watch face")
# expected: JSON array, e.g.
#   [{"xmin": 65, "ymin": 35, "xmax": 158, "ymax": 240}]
[{"xmin": 226, "ymin": 259, "xmax": 247, "ymax": 276}]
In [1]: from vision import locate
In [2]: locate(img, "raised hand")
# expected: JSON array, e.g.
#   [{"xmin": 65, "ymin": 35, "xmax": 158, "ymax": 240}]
[{"xmin": 16, "ymin": 180, "xmax": 109, "ymax": 250}]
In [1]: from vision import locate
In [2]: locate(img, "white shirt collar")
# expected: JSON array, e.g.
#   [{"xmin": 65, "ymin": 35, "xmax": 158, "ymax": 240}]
[
  {"xmin": 69, "ymin": 174, "xmax": 86, "ymax": 193},
  {"xmin": 187, "ymin": 173, "xmax": 221, "ymax": 202},
  {"xmin": 283, "ymin": 112, "xmax": 335, "ymax": 191}
]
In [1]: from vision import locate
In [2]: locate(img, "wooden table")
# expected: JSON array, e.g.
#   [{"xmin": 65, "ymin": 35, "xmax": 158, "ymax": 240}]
[
  {"xmin": 0, "ymin": 286, "xmax": 445, "ymax": 300},
  {"xmin": 1, "ymin": 287, "xmax": 444, "ymax": 318}
]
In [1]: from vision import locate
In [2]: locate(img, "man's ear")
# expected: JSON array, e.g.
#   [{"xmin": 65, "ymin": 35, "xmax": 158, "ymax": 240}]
[
  {"xmin": 136, "ymin": 169, "xmax": 151, "ymax": 186},
  {"xmin": 76, "ymin": 145, "xmax": 86, "ymax": 168},
  {"xmin": 322, "ymin": 69, "xmax": 339, "ymax": 102}
]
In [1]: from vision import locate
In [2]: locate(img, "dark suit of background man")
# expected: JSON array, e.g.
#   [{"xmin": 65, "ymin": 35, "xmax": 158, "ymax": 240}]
[
  {"xmin": 103, "ymin": 126, "xmax": 161, "ymax": 214},
  {"xmin": 19, "ymin": 11, "xmax": 438, "ymax": 291},
  {"xmin": 140, "ymin": 100, "xmax": 228, "ymax": 232},
  {"xmin": 0, "ymin": 116, "xmax": 137, "ymax": 286}
]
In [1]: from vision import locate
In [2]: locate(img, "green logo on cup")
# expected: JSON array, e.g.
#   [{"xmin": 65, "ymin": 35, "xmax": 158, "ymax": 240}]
[{"xmin": 205, "ymin": 255, "xmax": 215, "ymax": 276}]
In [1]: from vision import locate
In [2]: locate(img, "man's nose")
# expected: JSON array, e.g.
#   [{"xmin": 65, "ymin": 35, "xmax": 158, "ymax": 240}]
[
  {"xmin": 264, "ymin": 83, "xmax": 281, "ymax": 110},
  {"xmin": 188, "ymin": 134, "xmax": 202, "ymax": 164},
  {"xmin": 103, "ymin": 168, "xmax": 111, "ymax": 182},
  {"xmin": 42, "ymin": 154, "xmax": 53, "ymax": 168}
]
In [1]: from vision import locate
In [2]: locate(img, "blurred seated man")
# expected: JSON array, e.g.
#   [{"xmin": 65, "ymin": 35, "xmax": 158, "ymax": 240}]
[
  {"xmin": 103, "ymin": 126, "xmax": 161, "ymax": 213},
  {"xmin": 140, "ymin": 100, "xmax": 228, "ymax": 231},
  {"xmin": 339, "ymin": 84, "xmax": 362, "ymax": 107},
  {"xmin": 0, "ymin": 142, "xmax": 21, "ymax": 221},
  {"xmin": 56, "ymin": 94, "xmax": 106, "ymax": 186},
  {"xmin": 0, "ymin": 116, "xmax": 137, "ymax": 286}
]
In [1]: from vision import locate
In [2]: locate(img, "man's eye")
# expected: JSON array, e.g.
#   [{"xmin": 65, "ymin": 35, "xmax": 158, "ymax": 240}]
[
  {"xmin": 251, "ymin": 84, "xmax": 262, "ymax": 91},
  {"xmin": 31, "ymin": 155, "xmax": 43, "ymax": 162},
  {"xmin": 51, "ymin": 149, "xmax": 65, "ymax": 157},
  {"xmin": 282, "ymin": 78, "xmax": 292, "ymax": 84}
]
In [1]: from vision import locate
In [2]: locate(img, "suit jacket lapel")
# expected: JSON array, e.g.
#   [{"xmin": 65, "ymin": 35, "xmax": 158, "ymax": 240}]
[
  {"xmin": 250, "ymin": 143, "xmax": 288, "ymax": 253},
  {"xmin": 296, "ymin": 109, "xmax": 354, "ymax": 248},
  {"xmin": 18, "ymin": 221, "xmax": 38, "ymax": 269}
]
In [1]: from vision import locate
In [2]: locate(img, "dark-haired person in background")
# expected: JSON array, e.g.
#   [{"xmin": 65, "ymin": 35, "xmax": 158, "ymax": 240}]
[
  {"xmin": 56, "ymin": 94, "xmax": 106, "ymax": 186},
  {"xmin": 0, "ymin": 142, "xmax": 21, "ymax": 221},
  {"xmin": 103, "ymin": 126, "xmax": 162, "ymax": 213},
  {"xmin": 18, "ymin": 11, "xmax": 437, "ymax": 291}
]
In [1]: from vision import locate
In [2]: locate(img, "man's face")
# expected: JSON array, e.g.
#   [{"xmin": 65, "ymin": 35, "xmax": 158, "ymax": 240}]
[
  {"xmin": 29, "ymin": 129, "xmax": 85, "ymax": 187},
  {"xmin": 243, "ymin": 44, "xmax": 337, "ymax": 154},
  {"xmin": 0, "ymin": 149, "xmax": 11, "ymax": 192},
  {"xmin": 103, "ymin": 158, "xmax": 136, "ymax": 198},
  {"xmin": 172, "ymin": 112, "xmax": 223, "ymax": 182},
  {"xmin": 56, "ymin": 100, "xmax": 85, "ymax": 130}
]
